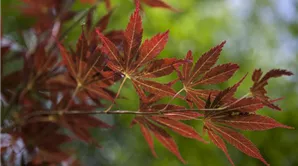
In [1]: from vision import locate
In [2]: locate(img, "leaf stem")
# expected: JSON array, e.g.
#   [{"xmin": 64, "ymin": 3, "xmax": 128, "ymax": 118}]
[
  {"xmin": 104, "ymin": 76, "xmax": 128, "ymax": 112},
  {"xmin": 160, "ymin": 88, "xmax": 185, "ymax": 112},
  {"xmin": 65, "ymin": 85, "xmax": 81, "ymax": 110}
]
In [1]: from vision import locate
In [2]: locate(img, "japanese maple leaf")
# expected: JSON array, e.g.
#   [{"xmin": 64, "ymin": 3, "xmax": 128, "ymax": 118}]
[
  {"xmin": 250, "ymin": 68, "xmax": 293, "ymax": 110},
  {"xmin": 21, "ymin": 42, "xmax": 62, "ymax": 98},
  {"xmin": 58, "ymin": 29, "xmax": 119, "ymax": 104},
  {"xmin": 175, "ymin": 42, "xmax": 239, "ymax": 109},
  {"xmin": 96, "ymin": 2, "xmax": 185, "ymax": 98},
  {"xmin": 202, "ymin": 78, "xmax": 293, "ymax": 166},
  {"xmin": 131, "ymin": 95, "xmax": 205, "ymax": 163}
]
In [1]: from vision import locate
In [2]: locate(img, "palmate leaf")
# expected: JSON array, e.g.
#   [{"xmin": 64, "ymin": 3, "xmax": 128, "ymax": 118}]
[
  {"xmin": 162, "ymin": 111, "xmax": 203, "ymax": 121},
  {"xmin": 211, "ymin": 124, "xmax": 269, "ymax": 166},
  {"xmin": 151, "ymin": 117, "xmax": 205, "ymax": 142},
  {"xmin": 214, "ymin": 114, "xmax": 293, "ymax": 131},
  {"xmin": 203, "ymin": 81, "xmax": 293, "ymax": 165},
  {"xmin": 175, "ymin": 42, "xmax": 239, "ymax": 109},
  {"xmin": 146, "ymin": 119, "xmax": 186, "ymax": 164},
  {"xmin": 193, "ymin": 63, "xmax": 239, "ymax": 85},
  {"xmin": 58, "ymin": 29, "xmax": 118, "ymax": 103},
  {"xmin": 206, "ymin": 129, "xmax": 234, "ymax": 166},
  {"xmin": 97, "ymin": 2, "xmax": 185, "ymax": 98},
  {"xmin": 131, "ymin": 95, "xmax": 205, "ymax": 163},
  {"xmin": 139, "ymin": 122, "xmax": 157, "ymax": 157},
  {"xmin": 134, "ymin": 117, "xmax": 186, "ymax": 164},
  {"xmin": 250, "ymin": 69, "xmax": 293, "ymax": 110}
]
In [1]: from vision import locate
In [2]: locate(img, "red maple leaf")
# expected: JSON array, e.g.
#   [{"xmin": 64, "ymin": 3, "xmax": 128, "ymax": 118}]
[
  {"xmin": 175, "ymin": 43, "xmax": 239, "ymax": 109},
  {"xmin": 131, "ymin": 94, "xmax": 205, "ymax": 163},
  {"xmin": 202, "ymin": 78, "xmax": 293, "ymax": 165},
  {"xmin": 250, "ymin": 69, "xmax": 293, "ymax": 110},
  {"xmin": 96, "ymin": 2, "xmax": 185, "ymax": 99},
  {"xmin": 57, "ymin": 29, "xmax": 119, "ymax": 104}
]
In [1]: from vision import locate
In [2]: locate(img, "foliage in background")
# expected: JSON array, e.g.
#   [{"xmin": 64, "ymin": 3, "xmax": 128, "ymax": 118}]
[{"xmin": 1, "ymin": 0, "xmax": 297, "ymax": 166}]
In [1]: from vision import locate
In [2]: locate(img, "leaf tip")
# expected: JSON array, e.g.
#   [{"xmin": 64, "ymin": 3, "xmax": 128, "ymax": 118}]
[
  {"xmin": 135, "ymin": 0, "xmax": 141, "ymax": 11},
  {"xmin": 221, "ymin": 40, "xmax": 227, "ymax": 46}
]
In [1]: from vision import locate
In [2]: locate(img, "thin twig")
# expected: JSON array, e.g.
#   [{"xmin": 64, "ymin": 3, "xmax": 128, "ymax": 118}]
[
  {"xmin": 65, "ymin": 85, "xmax": 81, "ymax": 110},
  {"xmin": 24, "ymin": 109, "xmax": 211, "ymax": 120}
]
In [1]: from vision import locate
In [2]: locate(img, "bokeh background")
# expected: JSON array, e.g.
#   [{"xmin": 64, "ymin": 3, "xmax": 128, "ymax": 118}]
[{"xmin": 2, "ymin": 0, "xmax": 298, "ymax": 165}]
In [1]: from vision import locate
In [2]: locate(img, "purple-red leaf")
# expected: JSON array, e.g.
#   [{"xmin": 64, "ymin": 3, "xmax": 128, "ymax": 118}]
[
  {"xmin": 58, "ymin": 44, "xmax": 77, "ymax": 77},
  {"xmin": 163, "ymin": 111, "xmax": 203, "ymax": 121},
  {"xmin": 193, "ymin": 63, "xmax": 239, "ymax": 85},
  {"xmin": 135, "ymin": 31, "xmax": 169, "ymax": 67},
  {"xmin": 226, "ymin": 98, "xmax": 264, "ymax": 112},
  {"xmin": 138, "ymin": 58, "xmax": 184, "ymax": 78},
  {"xmin": 124, "ymin": 1, "xmax": 143, "ymax": 66},
  {"xmin": 139, "ymin": 123, "xmax": 157, "ymax": 157},
  {"xmin": 215, "ymin": 114, "xmax": 293, "ymax": 130},
  {"xmin": 146, "ymin": 119, "xmax": 186, "ymax": 164},
  {"xmin": 212, "ymin": 125, "xmax": 269, "ymax": 166},
  {"xmin": 182, "ymin": 50, "xmax": 193, "ymax": 80},
  {"xmin": 95, "ymin": 10, "xmax": 113, "ymax": 32},
  {"xmin": 132, "ymin": 79, "xmax": 177, "ymax": 97},
  {"xmin": 186, "ymin": 90, "xmax": 206, "ymax": 108},
  {"xmin": 207, "ymin": 130, "xmax": 235, "ymax": 166},
  {"xmin": 151, "ymin": 117, "xmax": 206, "ymax": 143},
  {"xmin": 96, "ymin": 30, "xmax": 122, "ymax": 66},
  {"xmin": 250, "ymin": 69, "xmax": 293, "ymax": 110},
  {"xmin": 189, "ymin": 41, "xmax": 226, "ymax": 83}
]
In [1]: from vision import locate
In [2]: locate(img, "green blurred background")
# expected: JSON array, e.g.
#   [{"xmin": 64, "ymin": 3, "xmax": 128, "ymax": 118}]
[{"xmin": 2, "ymin": 0, "xmax": 298, "ymax": 165}]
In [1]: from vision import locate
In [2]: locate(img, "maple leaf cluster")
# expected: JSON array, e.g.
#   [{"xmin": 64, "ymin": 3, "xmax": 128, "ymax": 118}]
[{"xmin": 1, "ymin": 0, "xmax": 294, "ymax": 165}]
